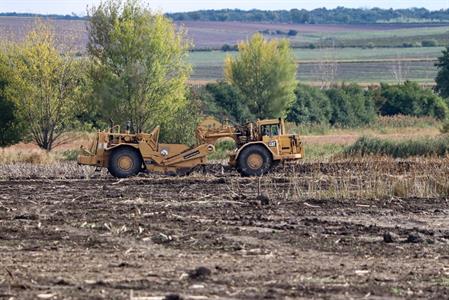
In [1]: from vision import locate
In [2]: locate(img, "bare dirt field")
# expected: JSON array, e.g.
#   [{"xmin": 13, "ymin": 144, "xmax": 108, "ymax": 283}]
[{"xmin": 1, "ymin": 159, "xmax": 449, "ymax": 299}]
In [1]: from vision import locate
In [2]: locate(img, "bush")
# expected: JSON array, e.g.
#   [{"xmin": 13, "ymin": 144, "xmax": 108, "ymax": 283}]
[
  {"xmin": 61, "ymin": 149, "xmax": 81, "ymax": 161},
  {"xmin": 204, "ymin": 82, "xmax": 254, "ymax": 123},
  {"xmin": 421, "ymin": 39, "xmax": 438, "ymax": 47},
  {"xmin": 208, "ymin": 139, "xmax": 236, "ymax": 160},
  {"xmin": 435, "ymin": 47, "xmax": 449, "ymax": 99},
  {"xmin": 287, "ymin": 84, "xmax": 331, "ymax": 125},
  {"xmin": 159, "ymin": 99, "xmax": 201, "ymax": 146},
  {"xmin": 288, "ymin": 29, "xmax": 298, "ymax": 36},
  {"xmin": 441, "ymin": 120, "xmax": 449, "ymax": 133},
  {"xmin": 326, "ymin": 84, "xmax": 376, "ymax": 127},
  {"xmin": 401, "ymin": 42, "xmax": 414, "ymax": 48},
  {"xmin": 345, "ymin": 135, "xmax": 449, "ymax": 158},
  {"xmin": 376, "ymin": 81, "xmax": 449, "ymax": 120},
  {"xmin": 221, "ymin": 44, "xmax": 235, "ymax": 52},
  {"xmin": 0, "ymin": 79, "xmax": 23, "ymax": 147}
]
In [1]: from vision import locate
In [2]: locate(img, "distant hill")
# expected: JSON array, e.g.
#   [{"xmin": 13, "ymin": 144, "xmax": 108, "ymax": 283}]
[
  {"xmin": 167, "ymin": 7, "xmax": 449, "ymax": 24},
  {"xmin": 2, "ymin": 8, "xmax": 449, "ymax": 24}
]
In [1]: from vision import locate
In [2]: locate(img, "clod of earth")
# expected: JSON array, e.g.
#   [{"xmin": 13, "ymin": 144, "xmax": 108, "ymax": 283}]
[
  {"xmin": 188, "ymin": 266, "xmax": 211, "ymax": 280},
  {"xmin": 151, "ymin": 233, "xmax": 173, "ymax": 244},
  {"xmin": 383, "ymin": 232, "xmax": 398, "ymax": 243},
  {"xmin": 256, "ymin": 192, "xmax": 270, "ymax": 206},
  {"xmin": 406, "ymin": 232, "xmax": 424, "ymax": 243},
  {"xmin": 13, "ymin": 213, "xmax": 39, "ymax": 220},
  {"xmin": 164, "ymin": 294, "xmax": 184, "ymax": 300}
]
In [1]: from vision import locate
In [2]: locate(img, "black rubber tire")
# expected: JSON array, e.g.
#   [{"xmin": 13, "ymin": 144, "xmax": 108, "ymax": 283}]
[
  {"xmin": 237, "ymin": 145, "xmax": 273, "ymax": 177},
  {"xmin": 108, "ymin": 147, "xmax": 142, "ymax": 178}
]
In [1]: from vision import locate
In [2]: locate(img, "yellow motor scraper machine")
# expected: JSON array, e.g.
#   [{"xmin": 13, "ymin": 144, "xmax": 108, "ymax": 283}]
[{"xmin": 78, "ymin": 117, "xmax": 304, "ymax": 177}]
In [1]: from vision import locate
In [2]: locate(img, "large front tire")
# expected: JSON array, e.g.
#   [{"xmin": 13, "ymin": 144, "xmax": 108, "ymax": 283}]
[
  {"xmin": 108, "ymin": 148, "xmax": 142, "ymax": 178},
  {"xmin": 237, "ymin": 145, "xmax": 273, "ymax": 177}
]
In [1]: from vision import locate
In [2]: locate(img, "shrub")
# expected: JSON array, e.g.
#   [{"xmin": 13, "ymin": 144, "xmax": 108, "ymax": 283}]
[
  {"xmin": 288, "ymin": 29, "xmax": 298, "ymax": 36},
  {"xmin": 377, "ymin": 81, "xmax": 449, "ymax": 120},
  {"xmin": 326, "ymin": 84, "xmax": 376, "ymax": 127},
  {"xmin": 421, "ymin": 39, "xmax": 438, "ymax": 47},
  {"xmin": 287, "ymin": 84, "xmax": 331, "ymax": 125},
  {"xmin": 441, "ymin": 120, "xmax": 449, "ymax": 134},
  {"xmin": 345, "ymin": 135, "xmax": 449, "ymax": 158},
  {"xmin": 159, "ymin": 99, "xmax": 201, "ymax": 146},
  {"xmin": 401, "ymin": 42, "xmax": 414, "ymax": 48},
  {"xmin": 275, "ymin": 30, "xmax": 287, "ymax": 35},
  {"xmin": 435, "ymin": 47, "xmax": 449, "ymax": 99},
  {"xmin": 0, "ymin": 77, "xmax": 23, "ymax": 147},
  {"xmin": 61, "ymin": 149, "xmax": 81, "ymax": 161},
  {"xmin": 204, "ymin": 81, "xmax": 254, "ymax": 123},
  {"xmin": 208, "ymin": 139, "xmax": 236, "ymax": 160},
  {"xmin": 221, "ymin": 44, "xmax": 235, "ymax": 52}
]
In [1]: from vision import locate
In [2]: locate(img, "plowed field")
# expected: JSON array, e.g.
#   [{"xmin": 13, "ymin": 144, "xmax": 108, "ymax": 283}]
[{"xmin": 1, "ymin": 160, "xmax": 449, "ymax": 299}]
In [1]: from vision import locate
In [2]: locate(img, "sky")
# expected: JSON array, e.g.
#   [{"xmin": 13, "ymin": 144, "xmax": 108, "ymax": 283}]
[{"xmin": 0, "ymin": 0, "xmax": 449, "ymax": 15}]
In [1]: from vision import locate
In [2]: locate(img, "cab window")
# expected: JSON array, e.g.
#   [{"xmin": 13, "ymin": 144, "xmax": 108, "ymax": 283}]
[{"xmin": 261, "ymin": 125, "xmax": 279, "ymax": 136}]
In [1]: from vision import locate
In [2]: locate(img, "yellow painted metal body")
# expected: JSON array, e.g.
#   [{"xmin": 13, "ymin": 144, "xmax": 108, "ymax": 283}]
[
  {"xmin": 78, "ymin": 118, "xmax": 303, "ymax": 176},
  {"xmin": 78, "ymin": 125, "xmax": 214, "ymax": 175}
]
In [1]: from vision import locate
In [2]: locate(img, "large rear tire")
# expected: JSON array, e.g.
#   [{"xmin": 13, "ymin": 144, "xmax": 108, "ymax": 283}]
[
  {"xmin": 108, "ymin": 148, "xmax": 142, "ymax": 178},
  {"xmin": 237, "ymin": 145, "xmax": 273, "ymax": 177}
]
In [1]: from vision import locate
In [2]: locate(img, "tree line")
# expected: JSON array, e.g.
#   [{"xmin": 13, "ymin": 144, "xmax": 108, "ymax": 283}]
[
  {"xmin": 1, "ymin": 0, "xmax": 449, "ymax": 151},
  {"xmin": 167, "ymin": 7, "xmax": 449, "ymax": 24},
  {"xmin": 4, "ymin": 7, "xmax": 449, "ymax": 24},
  {"xmin": 199, "ymin": 80, "xmax": 449, "ymax": 129}
]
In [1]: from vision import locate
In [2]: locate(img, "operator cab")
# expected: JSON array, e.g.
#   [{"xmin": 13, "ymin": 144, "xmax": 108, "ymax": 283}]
[
  {"xmin": 256, "ymin": 119, "xmax": 284, "ymax": 138},
  {"xmin": 261, "ymin": 124, "xmax": 279, "ymax": 137}
]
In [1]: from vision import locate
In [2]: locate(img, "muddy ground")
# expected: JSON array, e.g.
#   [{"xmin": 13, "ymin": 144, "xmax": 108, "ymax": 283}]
[{"xmin": 1, "ymin": 162, "xmax": 449, "ymax": 299}]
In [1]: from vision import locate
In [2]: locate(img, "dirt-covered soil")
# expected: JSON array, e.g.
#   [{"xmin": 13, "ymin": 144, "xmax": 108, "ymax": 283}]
[{"xmin": 1, "ymin": 162, "xmax": 449, "ymax": 299}]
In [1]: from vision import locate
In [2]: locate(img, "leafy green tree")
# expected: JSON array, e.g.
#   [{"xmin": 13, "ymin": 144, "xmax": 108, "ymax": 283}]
[
  {"xmin": 287, "ymin": 84, "xmax": 331, "ymax": 125},
  {"xmin": 224, "ymin": 33, "xmax": 297, "ymax": 119},
  {"xmin": 88, "ymin": 0, "xmax": 191, "ymax": 133},
  {"xmin": 435, "ymin": 47, "xmax": 449, "ymax": 99},
  {"xmin": 3, "ymin": 22, "xmax": 84, "ymax": 150}
]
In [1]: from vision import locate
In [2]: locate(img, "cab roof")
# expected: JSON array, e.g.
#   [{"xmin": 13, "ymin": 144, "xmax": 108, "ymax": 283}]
[{"xmin": 256, "ymin": 119, "xmax": 281, "ymax": 126}]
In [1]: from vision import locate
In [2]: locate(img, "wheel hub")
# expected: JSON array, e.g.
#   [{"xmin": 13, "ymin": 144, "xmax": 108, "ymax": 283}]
[
  {"xmin": 118, "ymin": 155, "xmax": 133, "ymax": 171},
  {"xmin": 247, "ymin": 153, "xmax": 263, "ymax": 170}
]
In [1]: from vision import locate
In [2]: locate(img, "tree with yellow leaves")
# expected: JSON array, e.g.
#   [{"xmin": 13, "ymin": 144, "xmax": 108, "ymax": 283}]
[
  {"xmin": 2, "ymin": 21, "xmax": 86, "ymax": 150},
  {"xmin": 224, "ymin": 33, "xmax": 297, "ymax": 119}
]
